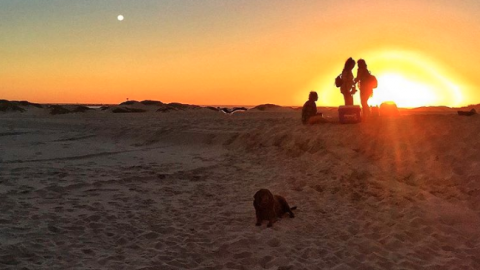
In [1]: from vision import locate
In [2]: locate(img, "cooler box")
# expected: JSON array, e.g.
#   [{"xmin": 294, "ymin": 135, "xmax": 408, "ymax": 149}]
[{"xmin": 339, "ymin": 105, "xmax": 361, "ymax": 124}]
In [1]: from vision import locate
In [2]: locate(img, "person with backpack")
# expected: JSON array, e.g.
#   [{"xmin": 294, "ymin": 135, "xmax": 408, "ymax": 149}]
[
  {"xmin": 355, "ymin": 59, "xmax": 377, "ymax": 119},
  {"xmin": 339, "ymin": 57, "xmax": 356, "ymax": 106}
]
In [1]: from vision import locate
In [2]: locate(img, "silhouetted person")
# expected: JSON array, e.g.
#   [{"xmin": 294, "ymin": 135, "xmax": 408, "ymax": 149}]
[
  {"xmin": 355, "ymin": 59, "xmax": 374, "ymax": 118},
  {"xmin": 340, "ymin": 57, "xmax": 356, "ymax": 106},
  {"xmin": 302, "ymin": 91, "xmax": 325, "ymax": 124}
]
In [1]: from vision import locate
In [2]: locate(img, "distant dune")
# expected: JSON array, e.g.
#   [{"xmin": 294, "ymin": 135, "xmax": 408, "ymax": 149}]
[
  {"xmin": 405, "ymin": 106, "xmax": 454, "ymax": 112},
  {"xmin": 2, "ymin": 99, "xmax": 480, "ymax": 116},
  {"xmin": 251, "ymin": 103, "xmax": 295, "ymax": 111},
  {"xmin": 0, "ymin": 100, "xmax": 43, "ymax": 112}
]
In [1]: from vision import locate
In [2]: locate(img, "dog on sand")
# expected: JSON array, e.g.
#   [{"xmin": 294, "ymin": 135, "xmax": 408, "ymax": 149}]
[{"xmin": 253, "ymin": 189, "xmax": 296, "ymax": 227}]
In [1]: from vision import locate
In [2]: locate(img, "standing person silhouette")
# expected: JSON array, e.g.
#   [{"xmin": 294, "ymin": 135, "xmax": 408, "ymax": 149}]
[
  {"xmin": 355, "ymin": 59, "xmax": 374, "ymax": 119},
  {"xmin": 340, "ymin": 57, "xmax": 356, "ymax": 106}
]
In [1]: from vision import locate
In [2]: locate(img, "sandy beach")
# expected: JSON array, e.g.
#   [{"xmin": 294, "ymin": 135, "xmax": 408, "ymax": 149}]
[{"xmin": 1, "ymin": 104, "xmax": 480, "ymax": 269}]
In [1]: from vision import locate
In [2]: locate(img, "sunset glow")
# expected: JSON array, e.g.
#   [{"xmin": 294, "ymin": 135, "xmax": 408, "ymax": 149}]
[
  {"xmin": 309, "ymin": 49, "xmax": 465, "ymax": 108},
  {"xmin": 1, "ymin": 1, "xmax": 479, "ymax": 107},
  {"xmin": 364, "ymin": 50, "xmax": 464, "ymax": 107}
]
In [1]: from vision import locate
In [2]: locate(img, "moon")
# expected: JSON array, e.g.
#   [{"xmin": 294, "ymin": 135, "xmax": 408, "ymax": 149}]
[{"xmin": 117, "ymin": 15, "xmax": 124, "ymax": 21}]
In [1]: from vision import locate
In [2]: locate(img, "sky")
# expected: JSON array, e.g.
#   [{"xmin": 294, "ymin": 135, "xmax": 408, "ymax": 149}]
[{"xmin": 1, "ymin": 0, "xmax": 480, "ymax": 107}]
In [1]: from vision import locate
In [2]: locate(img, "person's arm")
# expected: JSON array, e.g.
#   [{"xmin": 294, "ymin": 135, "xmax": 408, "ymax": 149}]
[{"xmin": 349, "ymin": 72, "xmax": 357, "ymax": 92}]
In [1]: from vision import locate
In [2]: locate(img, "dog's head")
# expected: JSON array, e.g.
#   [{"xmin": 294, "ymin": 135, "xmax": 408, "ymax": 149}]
[{"xmin": 254, "ymin": 189, "xmax": 274, "ymax": 208}]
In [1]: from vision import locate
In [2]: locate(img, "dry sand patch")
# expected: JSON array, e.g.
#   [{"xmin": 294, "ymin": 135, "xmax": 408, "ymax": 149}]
[{"xmin": 0, "ymin": 111, "xmax": 479, "ymax": 269}]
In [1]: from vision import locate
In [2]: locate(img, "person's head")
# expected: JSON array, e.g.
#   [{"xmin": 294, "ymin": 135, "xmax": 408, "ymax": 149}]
[
  {"xmin": 358, "ymin": 59, "xmax": 367, "ymax": 69},
  {"xmin": 309, "ymin": 91, "xmax": 318, "ymax": 101},
  {"xmin": 344, "ymin": 57, "xmax": 356, "ymax": 70}
]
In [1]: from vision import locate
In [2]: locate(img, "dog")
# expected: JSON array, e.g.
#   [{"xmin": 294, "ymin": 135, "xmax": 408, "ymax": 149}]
[{"xmin": 253, "ymin": 189, "xmax": 296, "ymax": 227}]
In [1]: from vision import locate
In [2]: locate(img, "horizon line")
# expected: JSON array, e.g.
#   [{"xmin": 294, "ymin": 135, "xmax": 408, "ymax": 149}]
[{"xmin": 3, "ymin": 99, "xmax": 478, "ymax": 110}]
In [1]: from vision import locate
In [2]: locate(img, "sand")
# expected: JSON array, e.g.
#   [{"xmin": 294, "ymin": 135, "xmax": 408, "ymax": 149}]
[{"xmin": 0, "ymin": 107, "xmax": 479, "ymax": 269}]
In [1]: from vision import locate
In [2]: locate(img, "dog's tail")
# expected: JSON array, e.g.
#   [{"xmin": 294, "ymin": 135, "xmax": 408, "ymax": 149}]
[{"xmin": 290, "ymin": 206, "xmax": 297, "ymax": 210}]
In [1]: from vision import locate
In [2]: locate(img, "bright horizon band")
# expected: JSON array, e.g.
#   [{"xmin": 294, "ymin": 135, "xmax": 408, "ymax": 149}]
[{"xmin": 1, "ymin": 0, "xmax": 479, "ymax": 107}]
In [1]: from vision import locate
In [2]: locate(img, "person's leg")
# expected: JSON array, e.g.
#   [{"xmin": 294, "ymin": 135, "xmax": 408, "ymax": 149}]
[
  {"xmin": 307, "ymin": 115, "xmax": 327, "ymax": 124},
  {"xmin": 347, "ymin": 94, "xmax": 354, "ymax": 106},
  {"xmin": 343, "ymin": 93, "xmax": 349, "ymax": 105},
  {"xmin": 343, "ymin": 93, "xmax": 353, "ymax": 106},
  {"xmin": 361, "ymin": 91, "xmax": 370, "ymax": 118}
]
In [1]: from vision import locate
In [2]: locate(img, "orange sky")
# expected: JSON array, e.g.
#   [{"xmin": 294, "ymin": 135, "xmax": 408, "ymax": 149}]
[{"xmin": 1, "ymin": 0, "xmax": 480, "ymax": 107}]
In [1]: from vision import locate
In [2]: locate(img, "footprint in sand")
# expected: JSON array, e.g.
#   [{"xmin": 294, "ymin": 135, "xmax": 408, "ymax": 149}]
[
  {"xmin": 267, "ymin": 238, "xmax": 281, "ymax": 247},
  {"xmin": 87, "ymin": 215, "xmax": 101, "ymax": 222},
  {"xmin": 143, "ymin": 231, "xmax": 159, "ymax": 240},
  {"xmin": 313, "ymin": 185, "xmax": 324, "ymax": 193},
  {"xmin": 233, "ymin": 251, "xmax": 252, "ymax": 259},
  {"xmin": 258, "ymin": 256, "xmax": 274, "ymax": 268},
  {"xmin": 154, "ymin": 242, "xmax": 164, "ymax": 250}
]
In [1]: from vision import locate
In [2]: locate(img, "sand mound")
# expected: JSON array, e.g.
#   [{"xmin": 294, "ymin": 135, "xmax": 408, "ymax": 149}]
[
  {"xmin": 251, "ymin": 104, "xmax": 295, "ymax": 112},
  {"xmin": 107, "ymin": 101, "xmax": 203, "ymax": 113},
  {"xmin": 379, "ymin": 102, "xmax": 400, "ymax": 116},
  {"xmin": 111, "ymin": 107, "xmax": 147, "ymax": 113},
  {"xmin": 49, "ymin": 105, "xmax": 93, "ymax": 115},
  {"xmin": 407, "ymin": 106, "xmax": 455, "ymax": 114},
  {"xmin": 158, "ymin": 102, "xmax": 202, "ymax": 112},
  {"xmin": 119, "ymin": 100, "xmax": 164, "ymax": 106},
  {"xmin": 0, "ymin": 100, "xmax": 44, "ymax": 113},
  {"xmin": 0, "ymin": 100, "xmax": 95, "ymax": 115},
  {"xmin": 0, "ymin": 100, "xmax": 25, "ymax": 112},
  {"xmin": 17, "ymin": 101, "xmax": 43, "ymax": 108}
]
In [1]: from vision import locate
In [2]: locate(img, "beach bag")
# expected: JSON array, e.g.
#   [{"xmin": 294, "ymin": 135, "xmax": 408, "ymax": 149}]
[{"xmin": 335, "ymin": 74, "xmax": 343, "ymax": 88}]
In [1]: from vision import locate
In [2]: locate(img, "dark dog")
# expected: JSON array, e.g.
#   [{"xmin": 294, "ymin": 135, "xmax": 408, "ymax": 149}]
[{"xmin": 253, "ymin": 189, "xmax": 296, "ymax": 227}]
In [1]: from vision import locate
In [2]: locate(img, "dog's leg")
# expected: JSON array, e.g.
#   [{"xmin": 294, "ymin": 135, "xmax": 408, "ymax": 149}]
[
  {"xmin": 279, "ymin": 197, "xmax": 295, "ymax": 218},
  {"xmin": 267, "ymin": 216, "xmax": 276, "ymax": 227},
  {"xmin": 255, "ymin": 211, "xmax": 262, "ymax": 226},
  {"xmin": 285, "ymin": 204, "xmax": 295, "ymax": 218},
  {"xmin": 254, "ymin": 202, "xmax": 262, "ymax": 226}
]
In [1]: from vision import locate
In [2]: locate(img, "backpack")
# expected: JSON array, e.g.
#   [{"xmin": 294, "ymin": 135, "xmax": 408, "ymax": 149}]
[
  {"xmin": 369, "ymin": 74, "xmax": 378, "ymax": 89},
  {"xmin": 335, "ymin": 74, "xmax": 343, "ymax": 88},
  {"xmin": 365, "ymin": 71, "xmax": 377, "ymax": 89}
]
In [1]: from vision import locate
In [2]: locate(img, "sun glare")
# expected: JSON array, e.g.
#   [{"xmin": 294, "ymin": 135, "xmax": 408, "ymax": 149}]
[
  {"xmin": 364, "ymin": 50, "xmax": 463, "ymax": 108},
  {"xmin": 306, "ymin": 50, "xmax": 464, "ymax": 108},
  {"xmin": 369, "ymin": 73, "xmax": 436, "ymax": 107}
]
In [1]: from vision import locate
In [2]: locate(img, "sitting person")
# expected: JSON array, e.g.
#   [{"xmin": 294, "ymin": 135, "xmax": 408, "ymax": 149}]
[{"xmin": 301, "ymin": 91, "xmax": 325, "ymax": 124}]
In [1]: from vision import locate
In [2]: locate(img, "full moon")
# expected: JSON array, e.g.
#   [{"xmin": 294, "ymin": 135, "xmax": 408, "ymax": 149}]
[{"xmin": 117, "ymin": 15, "xmax": 124, "ymax": 21}]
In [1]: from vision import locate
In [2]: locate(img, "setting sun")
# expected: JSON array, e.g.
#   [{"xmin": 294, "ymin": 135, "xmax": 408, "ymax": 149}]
[
  {"xmin": 308, "ymin": 50, "xmax": 465, "ymax": 108},
  {"xmin": 364, "ymin": 50, "xmax": 464, "ymax": 108},
  {"xmin": 369, "ymin": 73, "xmax": 436, "ymax": 107}
]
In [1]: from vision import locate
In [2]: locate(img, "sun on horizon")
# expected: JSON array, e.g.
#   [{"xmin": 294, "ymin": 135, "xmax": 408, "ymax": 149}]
[
  {"xmin": 308, "ymin": 49, "xmax": 465, "ymax": 108},
  {"xmin": 369, "ymin": 73, "xmax": 437, "ymax": 108}
]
